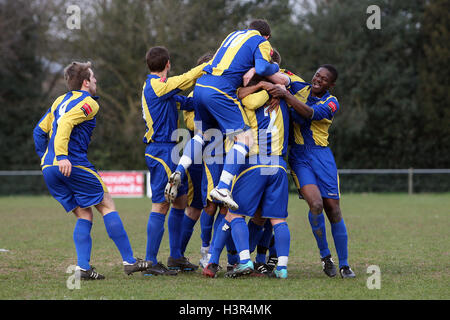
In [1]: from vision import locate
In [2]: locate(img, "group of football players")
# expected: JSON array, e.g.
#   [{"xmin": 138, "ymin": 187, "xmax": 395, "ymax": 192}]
[{"xmin": 33, "ymin": 18, "xmax": 355, "ymax": 280}]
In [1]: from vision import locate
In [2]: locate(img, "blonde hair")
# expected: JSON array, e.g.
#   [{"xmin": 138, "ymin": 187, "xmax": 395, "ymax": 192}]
[{"xmin": 63, "ymin": 61, "xmax": 92, "ymax": 91}]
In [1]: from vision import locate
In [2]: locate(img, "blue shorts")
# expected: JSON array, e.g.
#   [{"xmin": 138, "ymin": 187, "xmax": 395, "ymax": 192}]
[
  {"xmin": 202, "ymin": 160, "xmax": 224, "ymax": 207},
  {"xmin": 229, "ymin": 156, "xmax": 289, "ymax": 219},
  {"xmin": 42, "ymin": 165, "xmax": 107, "ymax": 212},
  {"xmin": 193, "ymin": 75, "xmax": 250, "ymax": 135},
  {"xmin": 145, "ymin": 142, "xmax": 188, "ymax": 203},
  {"xmin": 289, "ymin": 146, "xmax": 340, "ymax": 199},
  {"xmin": 186, "ymin": 162, "xmax": 203, "ymax": 210}
]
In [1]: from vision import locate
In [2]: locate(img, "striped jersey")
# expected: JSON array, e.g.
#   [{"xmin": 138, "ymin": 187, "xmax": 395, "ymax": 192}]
[
  {"xmin": 240, "ymin": 90, "xmax": 289, "ymax": 158},
  {"xmin": 141, "ymin": 63, "xmax": 206, "ymax": 143},
  {"xmin": 33, "ymin": 90, "xmax": 99, "ymax": 168},
  {"xmin": 284, "ymin": 70, "xmax": 340, "ymax": 147}
]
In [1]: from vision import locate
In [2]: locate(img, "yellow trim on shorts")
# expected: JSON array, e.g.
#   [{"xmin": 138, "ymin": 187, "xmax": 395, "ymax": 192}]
[
  {"xmin": 290, "ymin": 170, "xmax": 301, "ymax": 190},
  {"xmin": 195, "ymin": 83, "xmax": 249, "ymax": 128},
  {"xmin": 41, "ymin": 164, "xmax": 108, "ymax": 193},
  {"xmin": 231, "ymin": 164, "xmax": 287, "ymax": 191},
  {"xmin": 145, "ymin": 153, "xmax": 172, "ymax": 180},
  {"xmin": 204, "ymin": 162, "xmax": 215, "ymax": 202},
  {"xmin": 186, "ymin": 169, "xmax": 194, "ymax": 206},
  {"xmin": 74, "ymin": 165, "xmax": 109, "ymax": 193}
]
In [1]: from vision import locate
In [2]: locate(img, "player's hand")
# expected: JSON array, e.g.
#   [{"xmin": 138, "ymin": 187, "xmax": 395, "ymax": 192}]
[
  {"xmin": 266, "ymin": 97, "xmax": 280, "ymax": 114},
  {"xmin": 259, "ymin": 81, "xmax": 275, "ymax": 91},
  {"xmin": 243, "ymin": 67, "xmax": 256, "ymax": 87},
  {"xmin": 267, "ymin": 84, "xmax": 287, "ymax": 98},
  {"xmin": 58, "ymin": 159, "xmax": 72, "ymax": 177}
]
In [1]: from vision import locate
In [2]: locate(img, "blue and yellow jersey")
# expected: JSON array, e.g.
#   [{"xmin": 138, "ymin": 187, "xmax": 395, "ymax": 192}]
[
  {"xmin": 182, "ymin": 92, "xmax": 195, "ymax": 134},
  {"xmin": 33, "ymin": 90, "xmax": 99, "ymax": 168},
  {"xmin": 240, "ymin": 90, "xmax": 289, "ymax": 158},
  {"xmin": 201, "ymin": 29, "xmax": 278, "ymax": 90},
  {"xmin": 285, "ymin": 70, "xmax": 340, "ymax": 147},
  {"xmin": 141, "ymin": 63, "xmax": 206, "ymax": 143}
]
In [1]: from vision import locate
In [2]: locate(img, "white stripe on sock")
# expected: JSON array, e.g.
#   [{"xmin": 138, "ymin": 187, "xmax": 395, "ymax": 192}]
[
  {"xmin": 278, "ymin": 256, "xmax": 289, "ymax": 267},
  {"xmin": 193, "ymin": 134, "xmax": 205, "ymax": 145},
  {"xmin": 179, "ymin": 155, "xmax": 192, "ymax": 169},
  {"xmin": 239, "ymin": 250, "xmax": 251, "ymax": 261},
  {"xmin": 219, "ymin": 170, "xmax": 234, "ymax": 185},
  {"xmin": 233, "ymin": 144, "xmax": 248, "ymax": 156}
]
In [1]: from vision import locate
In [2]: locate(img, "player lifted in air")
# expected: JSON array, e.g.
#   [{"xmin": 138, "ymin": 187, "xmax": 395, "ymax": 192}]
[
  {"xmin": 165, "ymin": 19, "xmax": 280, "ymax": 211},
  {"xmin": 33, "ymin": 61, "xmax": 150, "ymax": 280},
  {"xmin": 202, "ymin": 56, "xmax": 292, "ymax": 279}
]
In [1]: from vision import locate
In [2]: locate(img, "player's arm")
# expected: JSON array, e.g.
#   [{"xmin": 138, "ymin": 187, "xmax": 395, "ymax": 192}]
[
  {"xmin": 150, "ymin": 63, "xmax": 207, "ymax": 99},
  {"xmin": 237, "ymin": 80, "xmax": 274, "ymax": 101},
  {"xmin": 310, "ymin": 98, "xmax": 339, "ymax": 120},
  {"xmin": 174, "ymin": 94, "xmax": 194, "ymax": 112},
  {"xmin": 268, "ymin": 85, "xmax": 314, "ymax": 119},
  {"xmin": 33, "ymin": 107, "xmax": 53, "ymax": 159},
  {"xmin": 54, "ymin": 100, "xmax": 99, "ymax": 176},
  {"xmin": 254, "ymin": 41, "xmax": 279, "ymax": 76},
  {"xmin": 241, "ymin": 90, "xmax": 270, "ymax": 111}
]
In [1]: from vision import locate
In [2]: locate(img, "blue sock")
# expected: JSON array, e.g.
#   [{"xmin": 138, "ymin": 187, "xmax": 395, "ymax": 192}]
[
  {"xmin": 200, "ymin": 210, "xmax": 215, "ymax": 248},
  {"xmin": 73, "ymin": 219, "xmax": 92, "ymax": 270},
  {"xmin": 168, "ymin": 208, "xmax": 185, "ymax": 259},
  {"xmin": 103, "ymin": 211, "xmax": 136, "ymax": 264},
  {"xmin": 225, "ymin": 233, "xmax": 239, "ymax": 265},
  {"xmin": 209, "ymin": 219, "xmax": 231, "ymax": 264},
  {"xmin": 230, "ymin": 217, "xmax": 250, "ymax": 264},
  {"xmin": 208, "ymin": 213, "xmax": 225, "ymax": 253},
  {"xmin": 180, "ymin": 214, "xmax": 197, "ymax": 256},
  {"xmin": 273, "ymin": 222, "xmax": 290, "ymax": 271},
  {"xmin": 268, "ymin": 234, "xmax": 277, "ymax": 258},
  {"xmin": 145, "ymin": 211, "xmax": 166, "ymax": 264},
  {"xmin": 331, "ymin": 219, "xmax": 349, "ymax": 268},
  {"xmin": 217, "ymin": 142, "xmax": 249, "ymax": 190},
  {"xmin": 248, "ymin": 219, "xmax": 264, "ymax": 253},
  {"xmin": 256, "ymin": 221, "xmax": 273, "ymax": 263},
  {"xmin": 308, "ymin": 211, "xmax": 331, "ymax": 258},
  {"xmin": 176, "ymin": 134, "xmax": 204, "ymax": 180}
]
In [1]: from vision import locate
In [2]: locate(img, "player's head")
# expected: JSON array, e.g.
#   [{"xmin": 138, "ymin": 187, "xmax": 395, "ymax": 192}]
[
  {"xmin": 146, "ymin": 46, "xmax": 170, "ymax": 73},
  {"xmin": 271, "ymin": 48, "xmax": 281, "ymax": 65},
  {"xmin": 311, "ymin": 64, "xmax": 338, "ymax": 95},
  {"xmin": 196, "ymin": 52, "xmax": 214, "ymax": 66},
  {"xmin": 249, "ymin": 19, "xmax": 271, "ymax": 39},
  {"xmin": 64, "ymin": 61, "xmax": 97, "ymax": 96}
]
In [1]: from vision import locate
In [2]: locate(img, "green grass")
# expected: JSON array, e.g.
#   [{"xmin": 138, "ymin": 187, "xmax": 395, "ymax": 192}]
[{"xmin": 0, "ymin": 194, "xmax": 449, "ymax": 300}]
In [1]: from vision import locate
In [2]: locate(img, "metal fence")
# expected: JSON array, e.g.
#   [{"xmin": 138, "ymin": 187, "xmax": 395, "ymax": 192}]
[{"xmin": 0, "ymin": 169, "xmax": 449, "ymax": 196}]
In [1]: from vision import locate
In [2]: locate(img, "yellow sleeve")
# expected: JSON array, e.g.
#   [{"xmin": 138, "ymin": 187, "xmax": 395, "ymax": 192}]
[
  {"xmin": 150, "ymin": 63, "xmax": 206, "ymax": 97},
  {"xmin": 54, "ymin": 98, "xmax": 99, "ymax": 158},
  {"xmin": 258, "ymin": 41, "xmax": 273, "ymax": 62},
  {"xmin": 241, "ymin": 90, "xmax": 270, "ymax": 110},
  {"xmin": 39, "ymin": 95, "xmax": 66, "ymax": 133},
  {"xmin": 182, "ymin": 91, "xmax": 195, "ymax": 131}
]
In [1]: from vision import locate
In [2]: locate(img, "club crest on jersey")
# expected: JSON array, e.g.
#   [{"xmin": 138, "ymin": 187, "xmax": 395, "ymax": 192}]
[
  {"xmin": 81, "ymin": 103, "xmax": 92, "ymax": 116},
  {"xmin": 328, "ymin": 101, "xmax": 337, "ymax": 113}
]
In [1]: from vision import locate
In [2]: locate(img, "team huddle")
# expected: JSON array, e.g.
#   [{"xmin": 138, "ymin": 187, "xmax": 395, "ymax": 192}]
[{"xmin": 33, "ymin": 19, "xmax": 355, "ymax": 281}]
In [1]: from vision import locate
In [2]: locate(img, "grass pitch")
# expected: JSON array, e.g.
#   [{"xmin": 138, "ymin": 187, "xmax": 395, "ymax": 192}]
[{"xmin": 0, "ymin": 193, "xmax": 448, "ymax": 300}]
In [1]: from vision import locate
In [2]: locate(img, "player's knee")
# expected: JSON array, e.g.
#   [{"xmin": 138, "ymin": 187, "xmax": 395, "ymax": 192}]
[
  {"xmin": 204, "ymin": 201, "xmax": 217, "ymax": 216},
  {"xmin": 152, "ymin": 202, "xmax": 170, "ymax": 214},
  {"xmin": 186, "ymin": 206, "xmax": 201, "ymax": 220},
  {"xmin": 73, "ymin": 207, "xmax": 93, "ymax": 221},
  {"xmin": 326, "ymin": 207, "xmax": 342, "ymax": 223},
  {"xmin": 172, "ymin": 194, "xmax": 187, "ymax": 209},
  {"xmin": 309, "ymin": 200, "xmax": 323, "ymax": 214}
]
